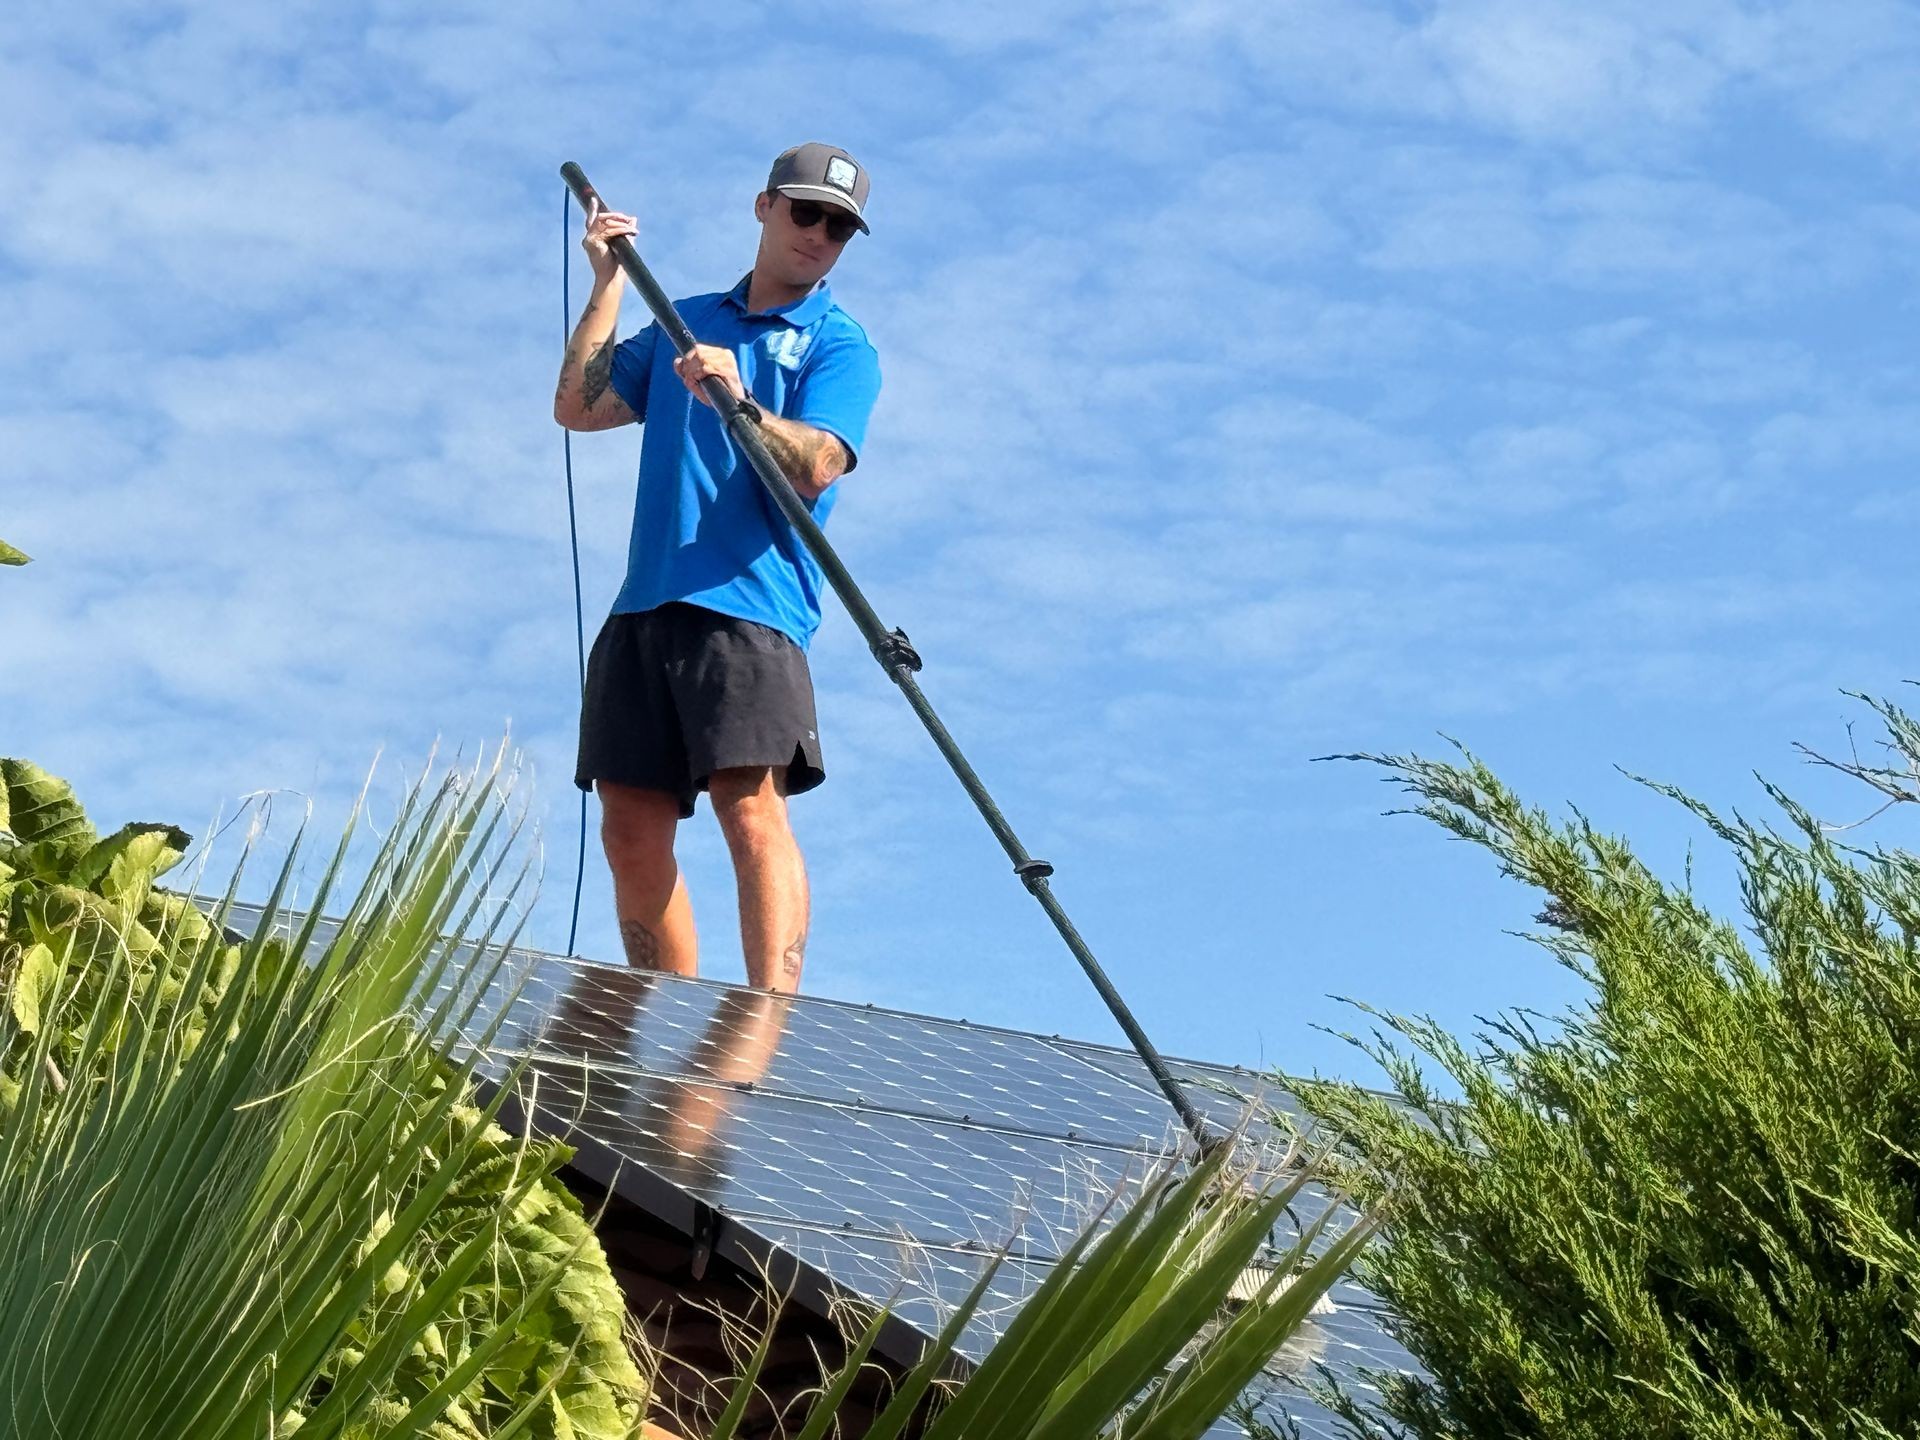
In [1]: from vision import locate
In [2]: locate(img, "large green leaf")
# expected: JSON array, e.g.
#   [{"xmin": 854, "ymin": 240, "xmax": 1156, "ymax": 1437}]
[
  {"xmin": 0, "ymin": 539, "xmax": 27, "ymax": 567},
  {"xmin": 0, "ymin": 758, "xmax": 97, "ymax": 861},
  {"xmin": 7, "ymin": 942, "xmax": 60, "ymax": 1035},
  {"xmin": 69, "ymin": 823, "xmax": 192, "ymax": 905},
  {"xmin": 24, "ymin": 884, "xmax": 160, "ymax": 970}
]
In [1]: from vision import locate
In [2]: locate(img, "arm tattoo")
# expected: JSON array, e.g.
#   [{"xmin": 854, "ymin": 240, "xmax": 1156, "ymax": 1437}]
[
  {"xmin": 581, "ymin": 333, "xmax": 617, "ymax": 409},
  {"xmin": 620, "ymin": 918, "xmax": 662, "ymax": 970},
  {"xmin": 758, "ymin": 415, "xmax": 846, "ymax": 494},
  {"xmin": 781, "ymin": 930, "xmax": 807, "ymax": 981}
]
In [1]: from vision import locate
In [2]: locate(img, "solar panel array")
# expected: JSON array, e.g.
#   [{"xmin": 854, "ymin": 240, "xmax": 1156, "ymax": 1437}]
[{"xmin": 227, "ymin": 903, "xmax": 1417, "ymax": 1437}]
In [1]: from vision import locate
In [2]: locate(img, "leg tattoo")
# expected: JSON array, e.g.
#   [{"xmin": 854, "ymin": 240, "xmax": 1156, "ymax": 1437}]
[
  {"xmin": 621, "ymin": 919, "xmax": 662, "ymax": 969},
  {"xmin": 781, "ymin": 930, "xmax": 807, "ymax": 981}
]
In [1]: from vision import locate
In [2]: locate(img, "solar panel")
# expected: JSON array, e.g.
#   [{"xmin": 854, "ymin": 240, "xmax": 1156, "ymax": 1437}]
[
  {"xmin": 484, "ymin": 1051, "xmax": 1158, "ymax": 1252},
  {"xmin": 512, "ymin": 969, "xmax": 1203, "ymax": 1149},
  {"xmin": 222, "ymin": 902, "xmax": 1418, "ymax": 1437}
]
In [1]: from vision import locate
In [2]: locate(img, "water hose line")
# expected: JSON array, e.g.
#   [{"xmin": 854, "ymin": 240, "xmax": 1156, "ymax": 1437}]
[
  {"xmin": 559, "ymin": 162, "xmax": 1215, "ymax": 1151},
  {"xmin": 562, "ymin": 187, "xmax": 590, "ymax": 956}
]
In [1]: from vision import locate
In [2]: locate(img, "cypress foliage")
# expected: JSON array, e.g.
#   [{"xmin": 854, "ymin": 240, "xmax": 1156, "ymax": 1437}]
[{"xmin": 1290, "ymin": 695, "xmax": 1920, "ymax": 1440}]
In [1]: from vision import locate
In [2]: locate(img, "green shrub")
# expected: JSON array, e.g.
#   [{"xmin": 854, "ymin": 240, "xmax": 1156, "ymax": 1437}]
[
  {"xmin": 1289, "ymin": 696, "xmax": 1920, "ymax": 1440},
  {"xmin": 0, "ymin": 755, "xmax": 643, "ymax": 1439}
]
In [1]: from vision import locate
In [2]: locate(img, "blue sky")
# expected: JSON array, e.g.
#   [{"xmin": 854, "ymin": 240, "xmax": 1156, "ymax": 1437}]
[{"xmin": 5, "ymin": 1, "xmax": 1917, "ymax": 1088}]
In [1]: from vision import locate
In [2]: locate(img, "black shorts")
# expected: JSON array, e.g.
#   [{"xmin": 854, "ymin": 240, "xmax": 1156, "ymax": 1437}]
[{"xmin": 575, "ymin": 603, "xmax": 825, "ymax": 817}]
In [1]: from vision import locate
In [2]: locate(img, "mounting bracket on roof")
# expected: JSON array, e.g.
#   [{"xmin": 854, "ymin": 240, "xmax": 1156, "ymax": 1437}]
[
  {"xmin": 560, "ymin": 161, "xmax": 1218, "ymax": 1155},
  {"xmin": 690, "ymin": 1200, "xmax": 724, "ymax": 1283}
]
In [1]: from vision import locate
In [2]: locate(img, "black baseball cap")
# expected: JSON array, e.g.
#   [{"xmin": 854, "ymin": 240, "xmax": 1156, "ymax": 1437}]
[{"xmin": 767, "ymin": 143, "xmax": 871, "ymax": 234}]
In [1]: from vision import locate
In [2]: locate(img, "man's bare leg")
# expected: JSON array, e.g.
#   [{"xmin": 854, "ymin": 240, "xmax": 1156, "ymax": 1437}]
[
  {"xmin": 708, "ymin": 766, "xmax": 809, "ymax": 992},
  {"xmin": 597, "ymin": 780, "xmax": 699, "ymax": 974}
]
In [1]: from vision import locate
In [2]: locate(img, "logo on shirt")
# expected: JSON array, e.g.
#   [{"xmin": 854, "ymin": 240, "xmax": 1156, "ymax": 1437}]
[{"xmin": 766, "ymin": 329, "xmax": 813, "ymax": 370}]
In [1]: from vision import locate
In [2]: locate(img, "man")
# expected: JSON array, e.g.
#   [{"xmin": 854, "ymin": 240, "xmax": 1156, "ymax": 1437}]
[{"xmin": 553, "ymin": 143, "xmax": 880, "ymax": 995}]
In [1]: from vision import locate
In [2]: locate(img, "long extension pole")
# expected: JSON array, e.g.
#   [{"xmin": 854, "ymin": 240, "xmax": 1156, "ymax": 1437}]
[{"xmin": 560, "ymin": 162, "xmax": 1215, "ymax": 1151}]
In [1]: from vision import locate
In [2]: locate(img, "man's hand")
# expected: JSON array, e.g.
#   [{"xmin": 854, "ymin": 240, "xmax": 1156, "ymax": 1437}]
[
  {"xmin": 674, "ymin": 344, "xmax": 746, "ymax": 407},
  {"xmin": 671, "ymin": 343, "xmax": 847, "ymax": 497},
  {"xmin": 582, "ymin": 198, "xmax": 638, "ymax": 289},
  {"xmin": 554, "ymin": 197, "xmax": 638, "ymax": 431}
]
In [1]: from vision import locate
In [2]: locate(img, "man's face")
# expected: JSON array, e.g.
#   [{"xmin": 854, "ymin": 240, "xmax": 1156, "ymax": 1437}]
[{"xmin": 754, "ymin": 190, "xmax": 858, "ymax": 289}]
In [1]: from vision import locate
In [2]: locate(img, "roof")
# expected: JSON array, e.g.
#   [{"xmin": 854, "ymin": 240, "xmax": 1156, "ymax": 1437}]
[{"xmin": 228, "ymin": 903, "xmax": 1416, "ymax": 1438}]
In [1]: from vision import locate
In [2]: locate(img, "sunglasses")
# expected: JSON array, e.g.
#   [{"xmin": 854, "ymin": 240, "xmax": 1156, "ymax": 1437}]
[{"xmin": 785, "ymin": 196, "xmax": 862, "ymax": 244}]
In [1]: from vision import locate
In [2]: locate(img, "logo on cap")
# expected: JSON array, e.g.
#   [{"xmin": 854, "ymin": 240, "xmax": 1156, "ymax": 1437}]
[{"xmin": 824, "ymin": 156, "xmax": 859, "ymax": 194}]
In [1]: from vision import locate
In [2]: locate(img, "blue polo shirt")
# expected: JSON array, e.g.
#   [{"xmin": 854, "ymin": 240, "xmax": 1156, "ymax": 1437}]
[{"xmin": 606, "ymin": 275, "xmax": 881, "ymax": 650}]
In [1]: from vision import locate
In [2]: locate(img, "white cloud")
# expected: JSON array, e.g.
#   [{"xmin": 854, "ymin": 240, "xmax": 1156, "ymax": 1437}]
[{"xmin": 1423, "ymin": 1, "xmax": 1734, "ymax": 141}]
